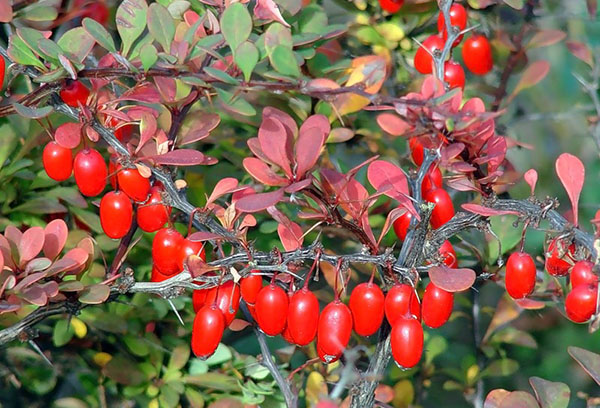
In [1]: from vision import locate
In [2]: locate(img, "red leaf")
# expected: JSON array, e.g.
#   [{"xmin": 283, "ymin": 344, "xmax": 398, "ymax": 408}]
[
  {"xmin": 136, "ymin": 111, "xmax": 157, "ymax": 154},
  {"xmin": 179, "ymin": 113, "xmax": 221, "ymax": 146},
  {"xmin": 295, "ymin": 115, "xmax": 329, "ymax": 179},
  {"xmin": 262, "ymin": 107, "xmax": 298, "ymax": 139},
  {"xmin": 43, "ymin": 219, "xmax": 68, "ymax": 260},
  {"xmin": 254, "ymin": 0, "xmax": 289, "ymax": 27},
  {"xmin": 284, "ymin": 179, "xmax": 312, "ymax": 193},
  {"xmin": 149, "ymin": 149, "xmax": 217, "ymax": 166},
  {"xmin": 498, "ymin": 392, "xmax": 539, "ymax": 408},
  {"xmin": 235, "ymin": 189, "xmax": 284, "ymax": 213},
  {"xmin": 376, "ymin": 113, "xmax": 410, "ymax": 136},
  {"xmin": 187, "ymin": 231, "xmax": 223, "ymax": 242},
  {"xmin": 428, "ymin": 265, "xmax": 476, "ymax": 292},
  {"xmin": 258, "ymin": 117, "xmax": 294, "ymax": 179},
  {"xmin": 377, "ymin": 207, "xmax": 408, "ymax": 246},
  {"xmin": 447, "ymin": 177, "xmax": 482, "ymax": 193},
  {"xmin": 231, "ymin": 186, "xmax": 255, "ymax": 203},
  {"xmin": 524, "ymin": 169, "xmax": 538, "ymax": 195},
  {"xmin": 555, "ymin": 153, "xmax": 585, "ymax": 225},
  {"xmin": 21, "ymin": 285, "xmax": 48, "ymax": 306},
  {"xmin": 461, "ymin": 204, "xmax": 519, "ymax": 217},
  {"xmin": 440, "ymin": 143, "xmax": 465, "ymax": 163},
  {"xmin": 44, "ymin": 257, "xmax": 80, "ymax": 276},
  {"xmin": 206, "ymin": 178, "xmax": 239, "ymax": 205},
  {"xmin": 243, "ymin": 158, "xmax": 289, "ymax": 186},
  {"xmin": 0, "ymin": 235, "xmax": 15, "ymax": 270},
  {"xmin": 514, "ymin": 298, "xmax": 545, "ymax": 310},
  {"xmin": 19, "ymin": 227, "xmax": 44, "ymax": 266},
  {"xmin": 229, "ymin": 318, "xmax": 251, "ymax": 331},
  {"xmin": 367, "ymin": 160, "xmax": 416, "ymax": 216},
  {"xmin": 116, "ymin": 82, "xmax": 161, "ymax": 103},
  {"xmin": 527, "ymin": 29, "xmax": 566, "ymax": 49},
  {"xmin": 509, "ymin": 61, "xmax": 550, "ymax": 101},
  {"xmin": 55, "ymin": 122, "xmax": 83, "ymax": 149},
  {"xmin": 277, "ymin": 221, "xmax": 303, "ymax": 251},
  {"xmin": 484, "ymin": 389, "xmax": 511, "ymax": 408},
  {"xmin": 5, "ymin": 225, "xmax": 22, "ymax": 247},
  {"xmin": 566, "ymin": 41, "xmax": 594, "ymax": 67}
]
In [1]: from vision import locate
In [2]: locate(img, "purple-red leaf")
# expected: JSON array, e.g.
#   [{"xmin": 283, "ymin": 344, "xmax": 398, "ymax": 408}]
[
  {"xmin": 509, "ymin": 61, "xmax": 550, "ymax": 102},
  {"xmin": 555, "ymin": 153, "xmax": 585, "ymax": 225},
  {"xmin": 116, "ymin": 82, "xmax": 161, "ymax": 103},
  {"xmin": 179, "ymin": 113, "xmax": 220, "ymax": 146},
  {"xmin": 527, "ymin": 29, "xmax": 566, "ymax": 49},
  {"xmin": 498, "ymin": 392, "xmax": 540, "ymax": 408},
  {"xmin": 528, "ymin": 377, "xmax": 570, "ymax": 408},
  {"xmin": 524, "ymin": 169, "xmax": 538, "ymax": 195},
  {"xmin": 258, "ymin": 117, "xmax": 294, "ymax": 179},
  {"xmin": 566, "ymin": 41, "xmax": 594, "ymax": 67},
  {"xmin": 43, "ymin": 219, "xmax": 68, "ymax": 260},
  {"xmin": 484, "ymin": 389, "xmax": 511, "ymax": 408},
  {"xmin": 376, "ymin": 113, "xmax": 410, "ymax": 136},
  {"xmin": 243, "ymin": 158, "xmax": 289, "ymax": 186},
  {"xmin": 428, "ymin": 265, "xmax": 476, "ymax": 292},
  {"xmin": 277, "ymin": 221, "xmax": 303, "ymax": 251},
  {"xmin": 12, "ymin": 271, "xmax": 47, "ymax": 292},
  {"xmin": 55, "ymin": 122, "xmax": 83, "ymax": 149},
  {"xmin": 228, "ymin": 318, "xmax": 251, "ymax": 331},
  {"xmin": 187, "ymin": 231, "xmax": 223, "ymax": 242},
  {"xmin": 461, "ymin": 204, "xmax": 520, "ymax": 217},
  {"xmin": 568, "ymin": 346, "xmax": 600, "ymax": 386},
  {"xmin": 206, "ymin": 178, "xmax": 239, "ymax": 205},
  {"xmin": 235, "ymin": 189, "xmax": 284, "ymax": 213},
  {"xmin": 150, "ymin": 149, "xmax": 217, "ymax": 166},
  {"xmin": 295, "ymin": 115, "xmax": 329, "ymax": 179},
  {"xmin": 254, "ymin": 0, "xmax": 289, "ymax": 26},
  {"xmin": 19, "ymin": 227, "xmax": 44, "ymax": 266},
  {"xmin": 367, "ymin": 160, "xmax": 416, "ymax": 216},
  {"xmin": 136, "ymin": 111, "xmax": 157, "ymax": 154}
]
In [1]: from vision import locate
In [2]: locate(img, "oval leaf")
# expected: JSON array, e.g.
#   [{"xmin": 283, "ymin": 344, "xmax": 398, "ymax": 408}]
[
  {"xmin": 499, "ymin": 392, "xmax": 540, "ymax": 408},
  {"xmin": 555, "ymin": 153, "xmax": 584, "ymax": 225},
  {"xmin": 19, "ymin": 227, "xmax": 45, "ymax": 265},
  {"xmin": 43, "ymin": 219, "xmax": 68, "ymax": 260},
  {"xmin": 524, "ymin": 169, "xmax": 538, "ymax": 195},
  {"xmin": 55, "ymin": 122, "xmax": 83, "ymax": 149},
  {"xmin": 461, "ymin": 204, "xmax": 520, "ymax": 217},
  {"xmin": 428, "ymin": 265, "xmax": 476, "ymax": 292},
  {"xmin": 235, "ymin": 189, "xmax": 284, "ymax": 213},
  {"xmin": 150, "ymin": 149, "xmax": 217, "ymax": 166},
  {"xmin": 529, "ymin": 377, "xmax": 570, "ymax": 408},
  {"xmin": 79, "ymin": 284, "xmax": 111, "ymax": 304},
  {"xmin": 568, "ymin": 346, "xmax": 600, "ymax": 385}
]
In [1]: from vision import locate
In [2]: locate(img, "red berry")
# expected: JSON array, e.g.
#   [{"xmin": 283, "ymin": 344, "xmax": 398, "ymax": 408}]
[
  {"xmin": 409, "ymin": 137, "xmax": 424, "ymax": 165},
  {"xmin": 393, "ymin": 210, "xmax": 412, "ymax": 241},
  {"xmin": 240, "ymin": 272, "xmax": 264, "ymax": 305},
  {"xmin": 150, "ymin": 265, "xmax": 170, "ymax": 282},
  {"xmin": 0, "ymin": 56, "xmax": 5, "ymax": 89},
  {"xmin": 422, "ymin": 282, "xmax": 453, "ymax": 328},
  {"xmin": 282, "ymin": 322, "xmax": 296, "ymax": 344},
  {"xmin": 116, "ymin": 165, "xmax": 151, "ymax": 202},
  {"xmin": 565, "ymin": 283, "xmax": 598, "ymax": 323},
  {"xmin": 317, "ymin": 300, "xmax": 352, "ymax": 360},
  {"xmin": 179, "ymin": 238, "xmax": 206, "ymax": 271},
  {"xmin": 60, "ymin": 80, "xmax": 90, "ymax": 107},
  {"xmin": 545, "ymin": 239, "xmax": 575, "ymax": 277},
  {"xmin": 571, "ymin": 261, "xmax": 597, "ymax": 288},
  {"xmin": 192, "ymin": 288, "xmax": 209, "ymax": 312},
  {"xmin": 385, "ymin": 283, "xmax": 421, "ymax": 325},
  {"xmin": 421, "ymin": 164, "xmax": 443, "ymax": 195},
  {"xmin": 73, "ymin": 148, "xmax": 107, "ymax": 197},
  {"xmin": 391, "ymin": 317, "xmax": 423, "ymax": 368},
  {"xmin": 205, "ymin": 280, "xmax": 240, "ymax": 326},
  {"xmin": 444, "ymin": 60, "xmax": 466, "ymax": 90},
  {"xmin": 439, "ymin": 240, "xmax": 458, "ymax": 268},
  {"xmin": 462, "ymin": 34, "xmax": 493, "ymax": 75},
  {"xmin": 191, "ymin": 304, "xmax": 225, "ymax": 358},
  {"xmin": 99, "ymin": 191, "xmax": 133, "ymax": 239},
  {"xmin": 43, "ymin": 142, "xmax": 73, "ymax": 181},
  {"xmin": 108, "ymin": 117, "xmax": 135, "ymax": 142},
  {"xmin": 379, "ymin": 0, "xmax": 404, "ymax": 13},
  {"xmin": 317, "ymin": 342, "xmax": 339, "ymax": 364},
  {"xmin": 349, "ymin": 282, "xmax": 385, "ymax": 337},
  {"xmin": 424, "ymin": 187, "xmax": 455, "ymax": 229},
  {"xmin": 414, "ymin": 35, "xmax": 445, "ymax": 74},
  {"xmin": 437, "ymin": 4, "xmax": 468, "ymax": 46},
  {"xmin": 81, "ymin": 3, "xmax": 109, "ymax": 26},
  {"xmin": 255, "ymin": 283, "xmax": 289, "ymax": 336},
  {"xmin": 137, "ymin": 186, "xmax": 171, "ymax": 232},
  {"xmin": 505, "ymin": 252, "xmax": 536, "ymax": 299},
  {"xmin": 287, "ymin": 288, "xmax": 319, "ymax": 345},
  {"xmin": 152, "ymin": 227, "xmax": 184, "ymax": 275}
]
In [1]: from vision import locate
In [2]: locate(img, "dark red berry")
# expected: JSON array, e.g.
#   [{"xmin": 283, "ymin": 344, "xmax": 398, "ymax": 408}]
[
  {"xmin": 393, "ymin": 210, "xmax": 413, "ymax": 241},
  {"xmin": 437, "ymin": 3, "xmax": 468, "ymax": 46},
  {"xmin": 240, "ymin": 272, "xmax": 264, "ymax": 305},
  {"xmin": 424, "ymin": 187, "xmax": 455, "ymax": 229},
  {"xmin": 439, "ymin": 240, "xmax": 458, "ymax": 268},
  {"xmin": 444, "ymin": 60, "xmax": 466, "ymax": 90},
  {"xmin": 317, "ymin": 300, "xmax": 352, "ymax": 360},
  {"xmin": 409, "ymin": 138, "xmax": 424, "ymax": 165},
  {"xmin": 350, "ymin": 282, "xmax": 385, "ymax": 337},
  {"xmin": 116, "ymin": 165, "xmax": 151, "ymax": 202},
  {"xmin": 545, "ymin": 239, "xmax": 575, "ymax": 277},
  {"xmin": 379, "ymin": 0, "xmax": 404, "ymax": 13},
  {"xmin": 205, "ymin": 280, "xmax": 240, "ymax": 327}
]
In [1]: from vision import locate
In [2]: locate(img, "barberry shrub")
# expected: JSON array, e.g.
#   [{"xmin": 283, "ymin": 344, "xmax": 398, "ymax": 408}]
[{"xmin": 0, "ymin": 1, "xmax": 599, "ymax": 408}]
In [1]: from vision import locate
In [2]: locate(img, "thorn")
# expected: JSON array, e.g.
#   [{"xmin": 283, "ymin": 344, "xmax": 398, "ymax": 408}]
[
  {"xmin": 167, "ymin": 299, "xmax": 185, "ymax": 326},
  {"xmin": 28, "ymin": 340, "xmax": 53, "ymax": 367}
]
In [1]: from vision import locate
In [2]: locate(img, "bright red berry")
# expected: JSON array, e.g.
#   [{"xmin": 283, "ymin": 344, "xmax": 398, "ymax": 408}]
[
  {"xmin": 205, "ymin": 280, "xmax": 240, "ymax": 326},
  {"xmin": 73, "ymin": 148, "xmax": 107, "ymax": 197},
  {"xmin": 317, "ymin": 342, "xmax": 339, "ymax": 364},
  {"xmin": 414, "ymin": 35, "xmax": 445, "ymax": 74},
  {"xmin": 505, "ymin": 252, "xmax": 536, "ymax": 299},
  {"xmin": 391, "ymin": 317, "xmax": 423, "ymax": 369},
  {"xmin": 317, "ymin": 300, "xmax": 353, "ymax": 361},
  {"xmin": 240, "ymin": 272, "xmax": 264, "ymax": 305},
  {"xmin": 545, "ymin": 239, "xmax": 575, "ymax": 277},
  {"xmin": 571, "ymin": 261, "xmax": 597, "ymax": 288},
  {"xmin": 60, "ymin": 80, "xmax": 90, "ymax": 107},
  {"xmin": 422, "ymin": 282, "xmax": 454, "ymax": 328},
  {"xmin": 350, "ymin": 282, "xmax": 385, "ymax": 337},
  {"xmin": 439, "ymin": 240, "xmax": 458, "ymax": 268},
  {"xmin": 409, "ymin": 137, "xmax": 424, "ymax": 165},
  {"xmin": 393, "ymin": 211, "xmax": 413, "ymax": 241},
  {"xmin": 0, "ymin": 56, "xmax": 5, "ymax": 89},
  {"xmin": 437, "ymin": 4, "xmax": 468, "ymax": 46},
  {"xmin": 385, "ymin": 283, "xmax": 421, "ymax": 325},
  {"xmin": 116, "ymin": 165, "xmax": 151, "ymax": 202},
  {"xmin": 565, "ymin": 283, "xmax": 598, "ymax": 323},
  {"xmin": 191, "ymin": 304, "xmax": 225, "ymax": 358},
  {"xmin": 178, "ymin": 238, "xmax": 206, "ymax": 271},
  {"xmin": 81, "ymin": 3, "xmax": 109, "ymax": 26},
  {"xmin": 137, "ymin": 186, "xmax": 171, "ymax": 232},
  {"xmin": 421, "ymin": 164, "xmax": 443, "ymax": 195},
  {"xmin": 287, "ymin": 288, "xmax": 319, "ymax": 345},
  {"xmin": 99, "ymin": 191, "xmax": 133, "ymax": 239},
  {"xmin": 424, "ymin": 187, "xmax": 455, "ymax": 229},
  {"xmin": 152, "ymin": 227, "xmax": 184, "ymax": 276},
  {"xmin": 107, "ymin": 117, "xmax": 135, "ymax": 142},
  {"xmin": 43, "ymin": 142, "xmax": 73, "ymax": 181},
  {"xmin": 192, "ymin": 288, "xmax": 209, "ymax": 312},
  {"xmin": 108, "ymin": 156, "xmax": 118, "ymax": 189},
  {"xmin": 255, "ymin": 284, "xmax": 289, "ymax": 336},
  {"xmin": 150, "ymin": 265, "xmax": 170, "ymax": 282},
  {"xmin": 379, "ymin": 0, "xmax": 404, "ymax": 13},
  {"xmin": 462, "ymin": 34, "xmax": 493, "ymax": 75},
  {"xmin": 444, "ymin": 60, "xmax": 466, "ymax": 90}
]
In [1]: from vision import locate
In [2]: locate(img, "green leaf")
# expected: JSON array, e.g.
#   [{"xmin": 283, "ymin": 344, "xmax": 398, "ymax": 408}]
[
  {"xmin": 529, "ymin": 377, "xmax": 570, "ymax": 408},
  {"xmin": 17, "ymin": 2, "xmax": 57, "ymax": 22},
  {"xmin": 57, "ymin": 27, "xmax": 95, "ymax": 63},
  {"xmin": 298, "ymin": 4, "xmax": 328, "ymax": 34},
  {"xmin": 188, "ymin": 359, "xmax": 209, "ymax": 375},
  {"xmin": 103, "ymin": 355, "xmax": 145, "ymax": 385},
  {"xmin": 53, "ymin": 319, "xmax": 74, "ymax": 347},
  {"xmin": 203, "ymin": 66, "xmax": 239, "ymax": 85},
  {"xmin": 11, "ymin": 197, "xmax": 66, "ymax": 214},
  {"xmin": 33, "ymin": 68, "xmax": 67, "ymax": 83},
  {"xmin": 264, "ymin": 23, "xmax": 293, "ymax": 55},
  {"xmin": 7, "ymin": 34, "xmax": 45, "ymax": 69},
  {"xmin": 221, "ymin": 3, "xmax": 252, "ymax": 51},
  {"xmin": 12, "ymin": 103, "xmax": 53, "ymax": 119},
  {"xmin": 159, "ymin": 383, "xmax": 180, "ymax": 408},
  {"xmin": 204, "ymin": 344, "xmax": 231, "ymax": 366},
  {"xmin": 16, "ymin": 28, "xmax": 47, "ymax": 60},
  {"xmin": 481, "ymin": 359, "xmax": 519, "ymax": 378},
  {"xmin": 79, "ymin": 284, "xmax": 110, "ymax": 304},
  {"xmin": 215, "ymin": 88, "xmax": 256, "ymax": 117},
  {"xmin": 168, "ymin": 344, "xmax": 191, "ymax": 370},
  {"xmin": 235, "ymin": 41, "xmax": 259, "ymax": 82},
  {"xmin": 83, "ymin": 18, "xmax": 116, "ymax": 53},
  {"xmin": 0, "ymin": 122, "xmax": 17, "ymax": 171},
  {"xmin": 37, "ymin": 38, "xmax": 63, "ymax": 63},
  {"xmin": 124, "ymin": 336, "xmax": 151, "ymax": 357},
  {"xmin": 140, "ymin": 43, "xmax": 158, "ymax": 72},
  {"xmin": 503, "ymin": 0, "xmax": 524, "ymax": 8},
  {"xmin": 116, "ymin": 0, "xmax": 148, "ymax": 57},
  {"xmin": 147, "ymin": 3, "xmax": 175, "ymax": 52},
  {"xmin": 568, "ymin": 346, "xmax": 600, "ymax": 385},
  {"xmin": 269, "ymin": 45, "xmax": 300, "ymax": 77},
  {"xmin": 184, "ymin": 388, "xmax": 205, "ymax": 408},
  {"xmin": 188, "ymin": 34, "xmax": 224, "ymax": 60},
  {"xmin": 184, "ymin": 373, "xmax": 242, "ymax": 392}
]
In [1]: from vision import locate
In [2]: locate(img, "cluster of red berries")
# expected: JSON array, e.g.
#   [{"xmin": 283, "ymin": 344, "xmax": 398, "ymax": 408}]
[
  {"xmin": 414, "ymin": 3, "xmax": 493, "ymax": 89},
  {"xmin": 505, "ymin": 239, "xmax": 598, "ymax": 323}
]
